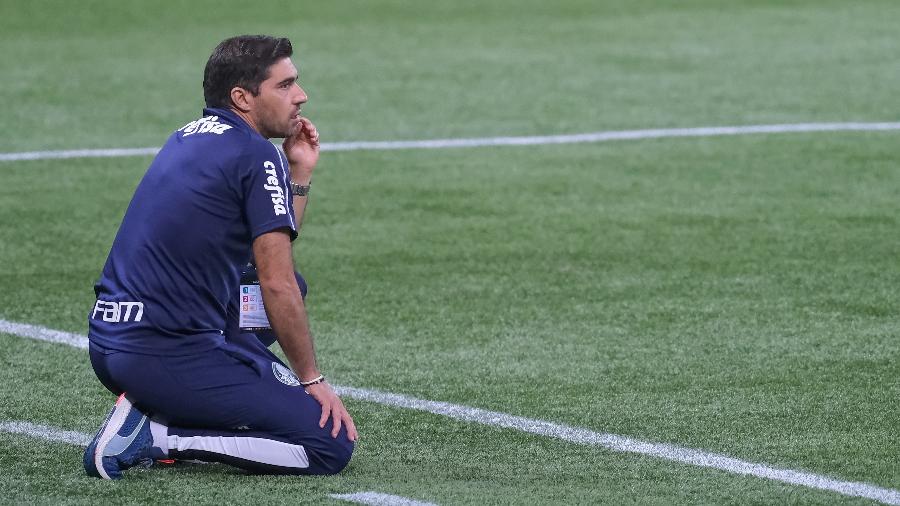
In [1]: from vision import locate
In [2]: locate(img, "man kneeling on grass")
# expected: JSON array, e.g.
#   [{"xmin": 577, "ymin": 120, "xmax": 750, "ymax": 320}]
[{"xmin": 84, "ymin": 34, "xmax": 357, "ymax": 479}]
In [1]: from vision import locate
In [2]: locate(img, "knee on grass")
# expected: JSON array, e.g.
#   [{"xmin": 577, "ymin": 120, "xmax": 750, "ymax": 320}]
[{"xmin": 303, "ymin": 433, "xmax": 355, "ymax": 475}]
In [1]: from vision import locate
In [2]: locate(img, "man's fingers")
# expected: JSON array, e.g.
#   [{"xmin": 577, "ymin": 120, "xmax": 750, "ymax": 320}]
[
  {"xmin": 318, "ymin": 400, "xmax": 330, "ymax": 428},
  {"xmin": 344, "ymin": 413, "xmax": 358, "ymax": 441},
  {"xmin": 304, "ymin": 124, "xmax": 319, "ymax": 145},
  {"xmin": 331, "ymin": 406, "xmax": 343, "ymax": 438},
  {"xmin": 297, "ymin": 117, "xmax": 319, "ymax": 145},
  {"xmin": 311, "ymin": 386, "xmax": 355, "ymax": 439}
]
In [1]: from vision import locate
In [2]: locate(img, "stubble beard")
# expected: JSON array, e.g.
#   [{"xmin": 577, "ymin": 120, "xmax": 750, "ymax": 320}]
[{"xmin": 257, "ymin": 115, "xmax": 291, "ymax": 139}]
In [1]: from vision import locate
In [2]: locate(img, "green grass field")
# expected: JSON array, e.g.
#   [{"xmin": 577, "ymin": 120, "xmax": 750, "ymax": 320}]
[{"xmin": 1, "ymin": 0, "xmax": 899, "ymax": 504}]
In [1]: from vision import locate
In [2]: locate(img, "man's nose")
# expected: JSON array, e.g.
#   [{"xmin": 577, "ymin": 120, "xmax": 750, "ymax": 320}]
[{"xmin": 294, "ymin": 85, "xmax": 308, "ymax": 104}]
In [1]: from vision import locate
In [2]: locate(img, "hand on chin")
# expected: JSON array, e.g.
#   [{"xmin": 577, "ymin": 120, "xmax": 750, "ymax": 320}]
[{"xmin": 287, "ymin": 116, "xmax": 302, "ymax": 136}]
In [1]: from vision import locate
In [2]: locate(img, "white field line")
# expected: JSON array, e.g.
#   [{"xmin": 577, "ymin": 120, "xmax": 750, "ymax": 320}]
[
  {"xmin": 329, "ymin": 492, "xmax": 437, "ymax": 506},
  {"xmin": 0, "ymin": 147, "xmax": 161, "ymax": 162},
  {"xmin": 0, "ymin": 421, "xmax": 91, "ymax": 446},
  {"xmin": 2, "ymin": 122, "xmax": 899, "ymax": 162},
  {"xmin": 0, "ymin": 319, "xmax": 88, "ymax": 349},
  {"xmin": 334, "ymin": 387, "xmax": 900, "ymax": 505},
  {"xmin": 2, "ymin": 318, "xmax": 899, "ymax": 505}
]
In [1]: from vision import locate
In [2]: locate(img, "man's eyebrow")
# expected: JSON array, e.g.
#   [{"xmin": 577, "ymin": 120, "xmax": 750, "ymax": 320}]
[{"xmin": 278, "ymin": 75, "xmax": 299, "ymax": 86}]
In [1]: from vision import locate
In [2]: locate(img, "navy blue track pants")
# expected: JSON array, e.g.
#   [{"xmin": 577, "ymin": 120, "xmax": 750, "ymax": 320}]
[{"xmin": 88, "ymin": 331, "xmax": 353, "ymax": 475}]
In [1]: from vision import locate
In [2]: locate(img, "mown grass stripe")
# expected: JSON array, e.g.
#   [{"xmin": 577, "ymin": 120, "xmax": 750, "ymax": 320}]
[
  {"xmin": 1, "ymin": 122, "xmax": 899, "ymax": 162},
  {"xmin": 3, "ymin": 319, "xmax": 898, "ymax": 505}
]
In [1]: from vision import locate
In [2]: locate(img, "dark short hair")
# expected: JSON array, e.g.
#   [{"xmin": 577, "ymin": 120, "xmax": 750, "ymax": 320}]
[{"xmin": 203, "ymin": 35, "xmax": 293, "ymax": 108}]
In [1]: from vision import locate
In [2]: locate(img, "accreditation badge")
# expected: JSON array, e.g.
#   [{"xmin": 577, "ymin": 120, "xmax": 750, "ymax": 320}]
[{"xmin": 239, "ymin": 263, "xmax": 272, "ymax": 332}]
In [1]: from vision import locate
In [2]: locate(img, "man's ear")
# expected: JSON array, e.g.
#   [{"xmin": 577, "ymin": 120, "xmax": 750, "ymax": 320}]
[{"xmin": 230, "ymin": 87, "xmax": 253, "ymax": 112}]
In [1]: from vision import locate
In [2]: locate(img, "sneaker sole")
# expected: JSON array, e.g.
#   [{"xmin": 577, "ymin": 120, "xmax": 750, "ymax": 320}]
[{"xmin": 89, "ymin": 393, "xmax": 134, "ymax": 480}]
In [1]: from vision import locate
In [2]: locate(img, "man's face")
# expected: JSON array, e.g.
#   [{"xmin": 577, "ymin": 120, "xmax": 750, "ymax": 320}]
[{"xmin": 250, "ymin": 57, "xmax": 307, "ymax": 139}]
